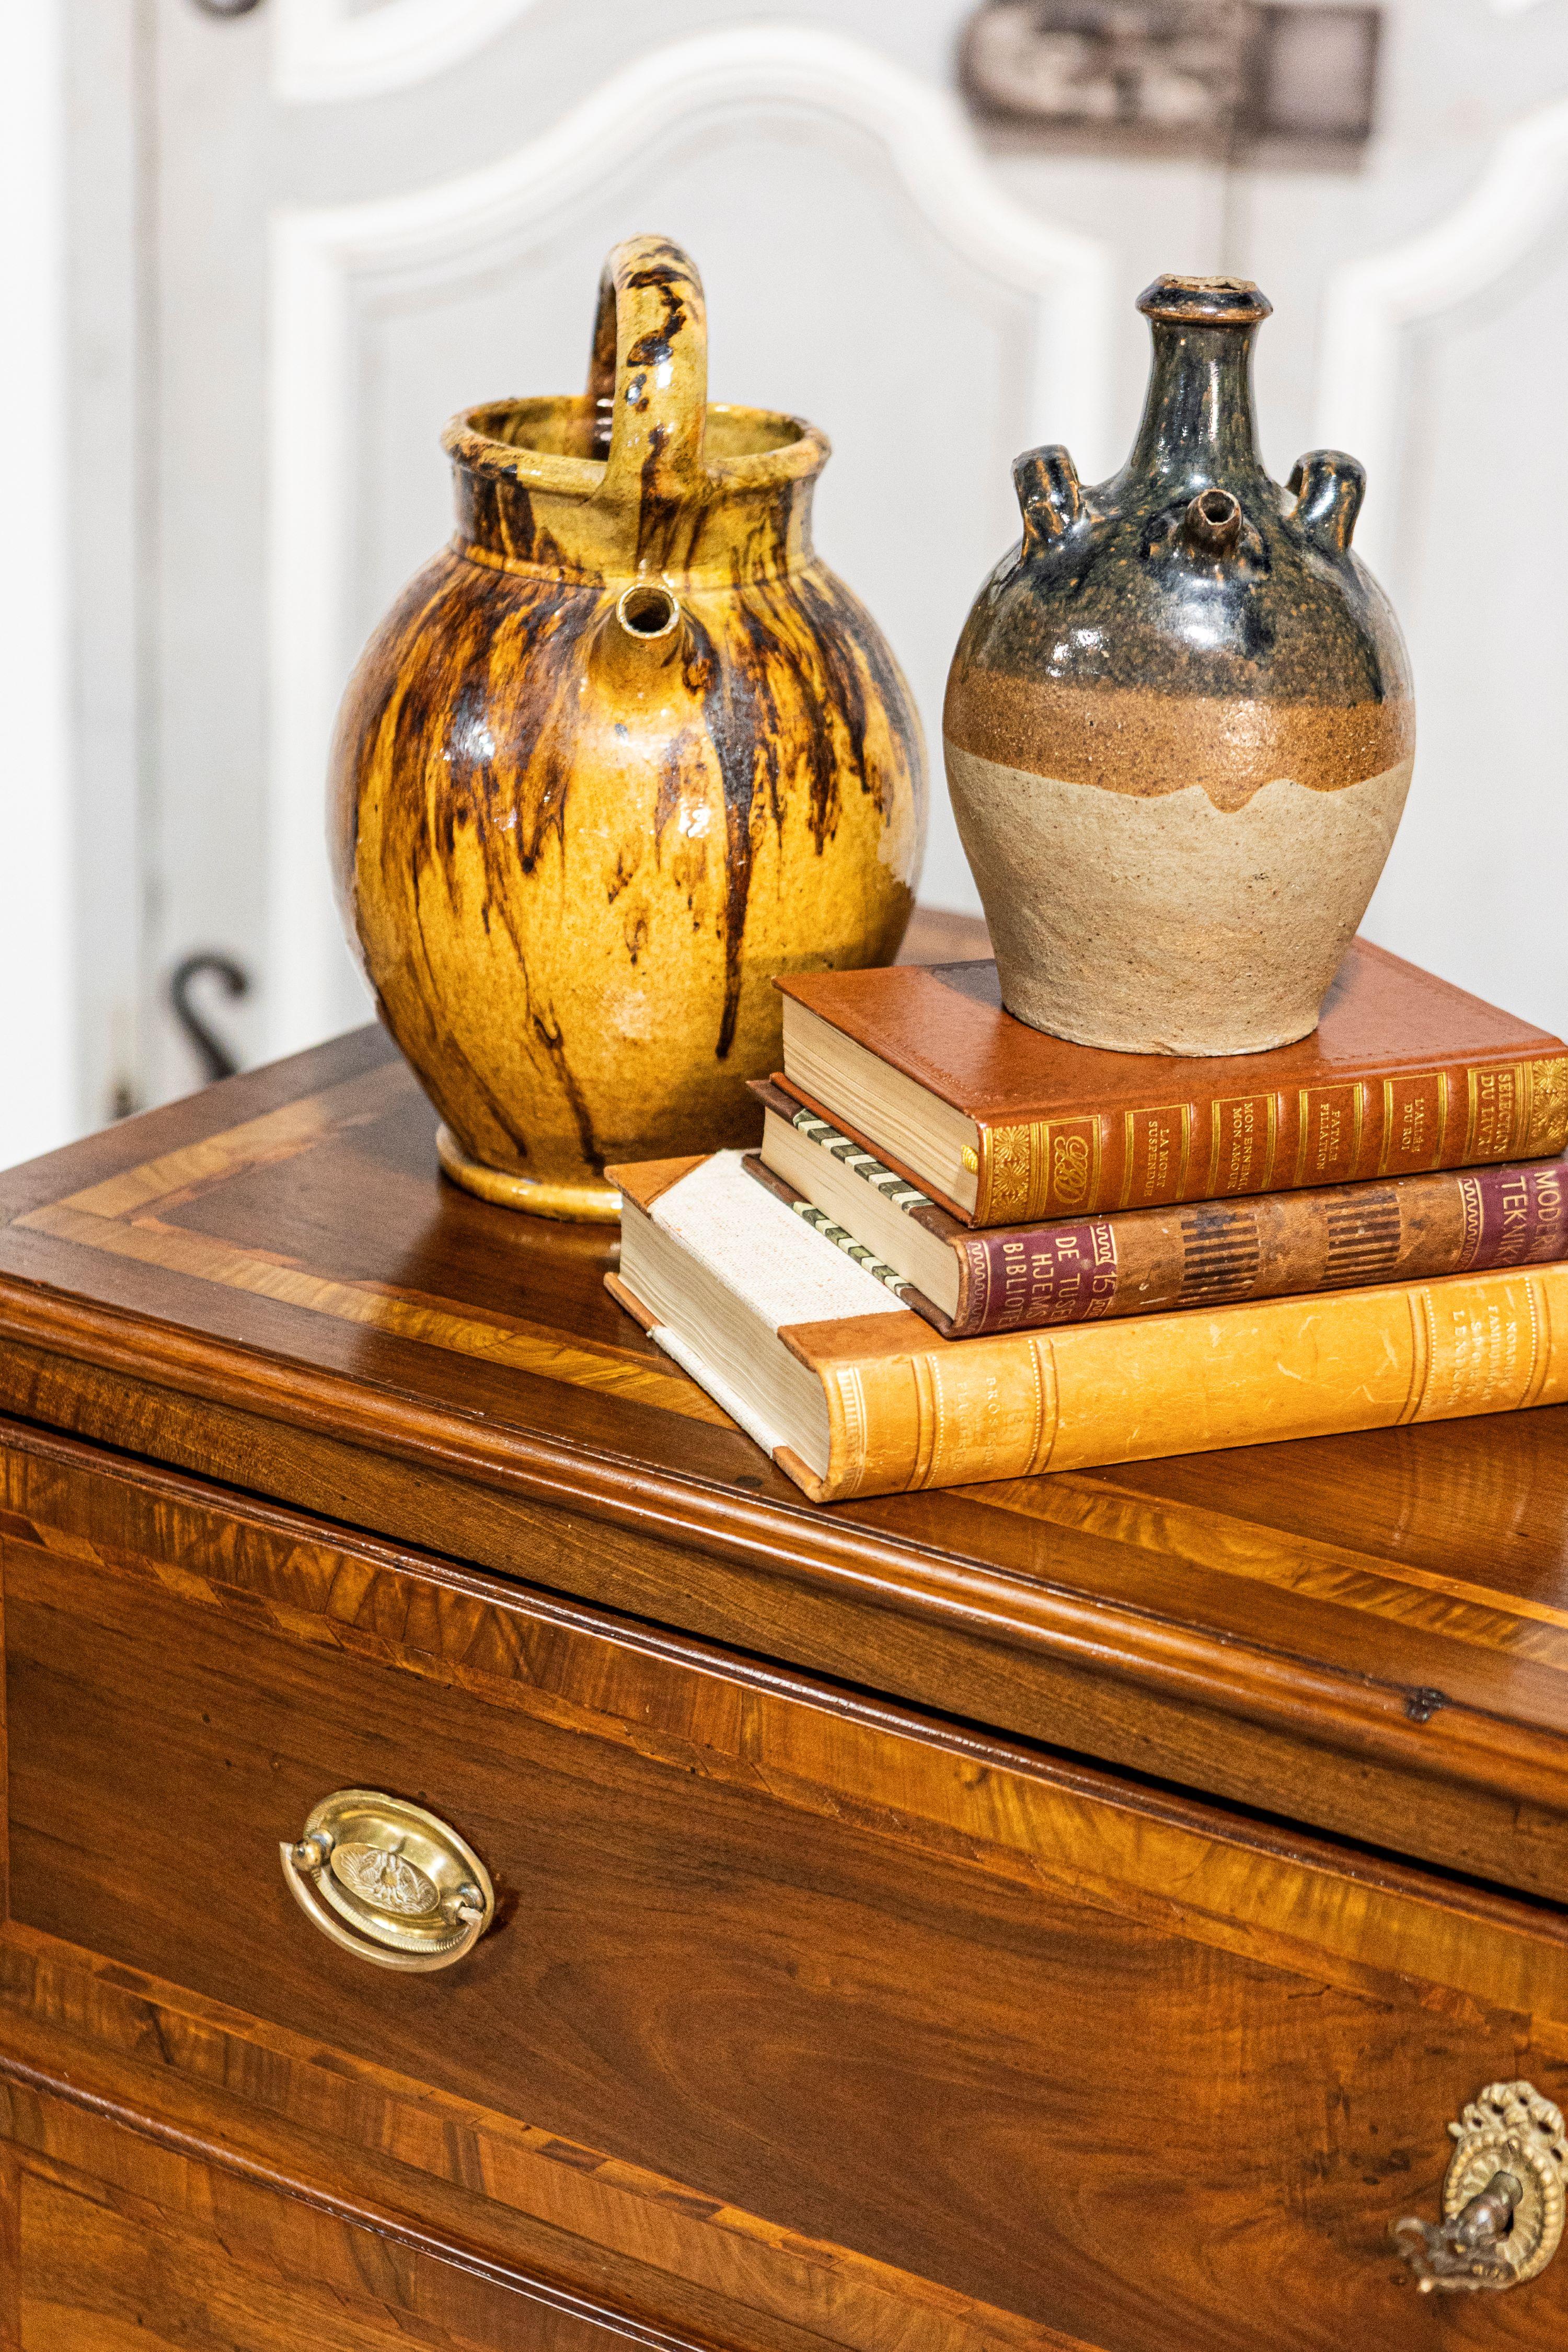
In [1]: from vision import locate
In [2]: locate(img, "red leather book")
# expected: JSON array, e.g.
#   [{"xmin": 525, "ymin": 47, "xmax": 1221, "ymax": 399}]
[{"xmin": 773, "ymin": 941, "xmax": 1568, "ymax": 1228}]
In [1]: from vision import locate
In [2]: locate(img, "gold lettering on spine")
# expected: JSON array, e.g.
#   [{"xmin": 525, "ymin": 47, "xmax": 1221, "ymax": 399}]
[
  {"xmin": 1399, "ymin": 1289, "xmax": 1434, "ymax": 1422},
  {"xmin": 1211, "ymin": 1096, "xmax": 1270, "ymax": 1195},
  {"xmin": 1385, "ymin": 1076, "xmax": 1439, "ymax": 1172},
  {"xmin": 1295, "ymin": 1087, "xmax": 1358, "ymax": 1182},
  {"xmin": 1131, "ymin": 1108, "xmax": 1188, "ymax": 1203},
  {"xmin": 1415, "ymin": 1274, "xmax": 1536, "ymax": 1422},
  {"xmin": 1463, "ymin": 1065, "xmax": 1524, "ymax": 1163}
]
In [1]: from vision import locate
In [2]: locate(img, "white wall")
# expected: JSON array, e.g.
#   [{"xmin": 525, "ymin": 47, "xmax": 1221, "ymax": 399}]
[
  {"xmin": 17, "ymin": 0, "xmax": 1568, "ymax": 1149},
  {"xmin": 0, "ymin": 0, "xmax": 74, "ymax": 1168}
]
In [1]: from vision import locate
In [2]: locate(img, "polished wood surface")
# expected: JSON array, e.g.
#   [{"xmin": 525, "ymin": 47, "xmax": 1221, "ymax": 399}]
[
  {"xmin": 1, "ymin": 919, "xmax": 1567, "ymax": 1895},
  {"xmin": 0, "ymin": 1949, "xmax": 1089, "ymax": 2352},
  {"xmin": 6, "ymin": 1417, "xmax": 1567, "ymax": 2348}
]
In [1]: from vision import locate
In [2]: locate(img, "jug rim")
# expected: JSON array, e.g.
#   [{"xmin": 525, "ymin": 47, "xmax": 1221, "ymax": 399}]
[{"xmin": 443, "ymin": 395, "xmax": 829, "ymax": 498}]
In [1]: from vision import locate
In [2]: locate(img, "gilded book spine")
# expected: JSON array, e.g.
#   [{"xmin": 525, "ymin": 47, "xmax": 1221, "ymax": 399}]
[
  {"xmin": 959, "ymin": 1155, "xmax": 1568, "ymax": 1334},
  {"xmin": 974, "ymin": 1053, "xmax": 1568, "ymax": 1224},
  {"xmin": 811, "ymin": 1261, "xmax": 1568, "ymax": 1503}
]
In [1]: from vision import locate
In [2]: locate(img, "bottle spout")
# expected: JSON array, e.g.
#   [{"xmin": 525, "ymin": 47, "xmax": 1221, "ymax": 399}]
[
  {"xmin": 1124, "ymin": 274, "xmax": 1273, "ymax": 490},
  {"xmin": 592, "ymin": 580, "xmax": 688, "ymax": 692},
  {"xmin": 1183, "ymin": 487, "xmax": 1243, "ymax": 557},
  {"xmin": 1136, "ymin": 274, "xmax": 1272, "ymax": 327}
]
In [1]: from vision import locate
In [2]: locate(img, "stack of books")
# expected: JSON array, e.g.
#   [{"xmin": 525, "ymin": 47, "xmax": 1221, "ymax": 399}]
[{"xmin": 607, "ymin": 941, "xmax": 1568, "ymax": 1502}]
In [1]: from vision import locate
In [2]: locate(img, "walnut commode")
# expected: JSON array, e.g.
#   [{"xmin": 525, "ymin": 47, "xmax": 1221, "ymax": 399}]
[
  {"xmin": 945, "ymin": 274, "xmax": 1415, "ymax": 1058},
  {"xmin": 330, "ymin": 234, "xmax": 924, "ymax": 1219}
]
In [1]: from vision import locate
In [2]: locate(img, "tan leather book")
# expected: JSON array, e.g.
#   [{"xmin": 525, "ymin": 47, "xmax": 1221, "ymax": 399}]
[
  {"xmin": 773, "ymin": 940, "xmax": 1568, "ymax": 1228},
  {"xmin": 748, "ymin": 1078, "xmax": 1568, "ymax": 1338},
  {"xmin": 607, "ymin": 1148, "xmax": 1568, "ymax": 1504}
]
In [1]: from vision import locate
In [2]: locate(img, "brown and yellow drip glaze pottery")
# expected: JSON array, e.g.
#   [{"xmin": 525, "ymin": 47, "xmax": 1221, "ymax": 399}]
[
  {"xmin": 945, "ymin": 273, "xmax": 1415, "ymax": 1057},
  {"xmin": 329, "ymin": 234, "xmax": 924, "ymax": 1218}
]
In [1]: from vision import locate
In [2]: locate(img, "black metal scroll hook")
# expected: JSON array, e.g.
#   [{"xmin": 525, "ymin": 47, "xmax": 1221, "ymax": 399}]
[{"xmin": 169, "ymin": 953, "xmax": 251, "ymax": 1083}]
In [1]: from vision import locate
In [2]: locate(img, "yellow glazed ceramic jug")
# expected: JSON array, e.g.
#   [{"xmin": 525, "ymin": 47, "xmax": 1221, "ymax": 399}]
[{"xmin": 329, "ymin": 234, "xmax": 925, "ymax": 1219}]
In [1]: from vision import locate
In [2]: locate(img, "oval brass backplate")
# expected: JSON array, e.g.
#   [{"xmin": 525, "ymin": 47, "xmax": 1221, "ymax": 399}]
[{"xmin": 280, "ymin": 1790, "xmax": 494, "ymax": 1972}]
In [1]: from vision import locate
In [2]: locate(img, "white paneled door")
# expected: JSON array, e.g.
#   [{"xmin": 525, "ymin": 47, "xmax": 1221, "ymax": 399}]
[
  {"xmin": 0, "ymin": 0, "xmax": 73, "ymax": 1170},
  {"xmin": 54, "ymin": 0, "xmax": 1568, "ymax": 1129}
]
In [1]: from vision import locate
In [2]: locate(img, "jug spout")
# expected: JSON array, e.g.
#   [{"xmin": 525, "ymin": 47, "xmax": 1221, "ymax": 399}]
[{"xmin": 591, "ymin": 580, "xmax": 689, "ymax": 695}]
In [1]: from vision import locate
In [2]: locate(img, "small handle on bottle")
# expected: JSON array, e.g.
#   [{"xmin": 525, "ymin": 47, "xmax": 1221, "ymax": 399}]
[
  {"xmin": 1289, "ymin": 449, "xmax": 1366, "ymax": 554},
  {"xmin": 586, "ymin": 235, "xmax": 708, "ymax": 521},
  {"xmin": 1014, "ymin": 444, "xmax": 1081, "ymax": 553}
]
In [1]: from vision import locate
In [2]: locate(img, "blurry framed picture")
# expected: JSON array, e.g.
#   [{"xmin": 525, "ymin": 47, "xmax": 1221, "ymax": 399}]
[{"xmin": 959, "ymin": 1, "xmax": 1380, "ymax": 161}]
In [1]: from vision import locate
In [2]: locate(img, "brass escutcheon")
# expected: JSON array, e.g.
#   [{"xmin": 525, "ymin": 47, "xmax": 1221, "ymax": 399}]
[
  {"xmin": 281, "ymin": 1790, "xmax": 494, "ymax": 1972},
  {"xmin": 1393, "ymin": 2081, "xmax": 1568, "ymax": 2291}
]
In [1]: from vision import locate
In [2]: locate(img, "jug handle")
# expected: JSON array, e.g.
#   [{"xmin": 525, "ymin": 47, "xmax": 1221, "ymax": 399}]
[{"xmin": 586, "ymin": 235, "xmax": 708, "ymax": 527}]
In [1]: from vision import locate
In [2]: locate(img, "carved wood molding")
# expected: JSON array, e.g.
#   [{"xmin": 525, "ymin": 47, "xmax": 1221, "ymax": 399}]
[
  {"xmin": 272, "ymin": 0, "xmax": 537, "ymax": 106},
  {"xmin": 265, "ymin": 23, "xmax": 1113, "ymax": 1059},
  {"xmin": 1315, "ymin": 95, "xmax": 1568, "ymax": 571}
]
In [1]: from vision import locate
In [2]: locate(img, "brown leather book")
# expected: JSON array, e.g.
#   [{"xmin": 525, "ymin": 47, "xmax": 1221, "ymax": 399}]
[
  {"xmin": 608, "ymin": 1148, "xmax": 1568, "ymax": 1503},
  {"xmin": 748, "ymin": 1078, "xmax": 1568, "ymax": 1338},
  {"xmin": 773, "ymin": 940, "xmax": 1568, "ymax": 1228}
]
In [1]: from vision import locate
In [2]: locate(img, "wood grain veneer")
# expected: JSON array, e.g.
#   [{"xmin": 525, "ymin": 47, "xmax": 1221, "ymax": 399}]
[{"xmin": 3, "ymin": 1423, "xmax": 1567, "ymax": 2348}]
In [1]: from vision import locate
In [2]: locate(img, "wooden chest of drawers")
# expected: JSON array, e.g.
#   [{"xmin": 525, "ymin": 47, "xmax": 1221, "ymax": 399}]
[{"xmin": 4, "ymin": 1013, "xmax": 1568, "ymax": 2347}]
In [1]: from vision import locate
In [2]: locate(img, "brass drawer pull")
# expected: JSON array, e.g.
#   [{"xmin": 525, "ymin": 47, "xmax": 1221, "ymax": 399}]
[
  {"xmin": 1393, "ymin": 2081, "xmax": 1568, "ymax": 2291},
  {"xmin": 280, "ymin": 1790, "xmax": 493, "ymax": 1973}
]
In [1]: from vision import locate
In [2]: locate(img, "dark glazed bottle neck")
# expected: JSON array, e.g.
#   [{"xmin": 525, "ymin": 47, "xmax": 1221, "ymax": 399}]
[{"xmin": 1119, "ymin": 275, "xmax": 1274, "ymax": 497}]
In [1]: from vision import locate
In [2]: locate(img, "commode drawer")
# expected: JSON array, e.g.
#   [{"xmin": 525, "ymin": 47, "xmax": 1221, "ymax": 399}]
[
  {"xmin": 0, "ymin": 2081, "xmax": 628, "ymax": 2352},
  {"xmin": 4, "ymin": 1430, "xmax": 1568, "ymax": 2352}
]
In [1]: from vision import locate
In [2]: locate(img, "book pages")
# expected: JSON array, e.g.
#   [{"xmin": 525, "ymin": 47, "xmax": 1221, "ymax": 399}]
[{"xmin": 650, "ymin": 1150, "xmax": 898, "ymax": 1333}]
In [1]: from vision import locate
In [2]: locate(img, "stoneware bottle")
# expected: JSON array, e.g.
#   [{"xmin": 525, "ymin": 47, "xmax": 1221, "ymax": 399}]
[
  {"xmin": 944, "ymin": 273, "xmax": 1414, "ymax": 1056},
  {"xmin": 330, "ymin": 234, "xmax": 924, "ymax": 1218}
]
